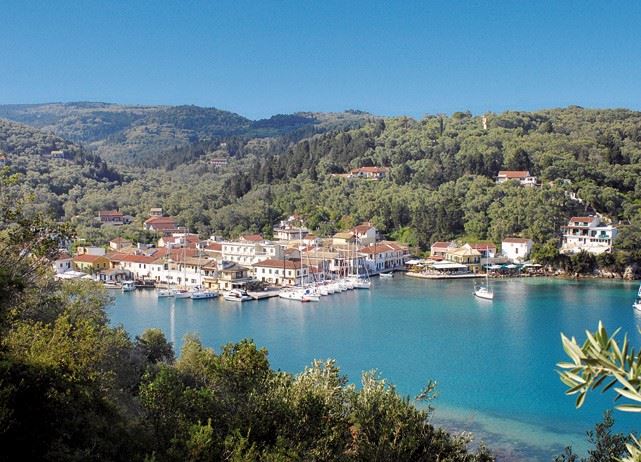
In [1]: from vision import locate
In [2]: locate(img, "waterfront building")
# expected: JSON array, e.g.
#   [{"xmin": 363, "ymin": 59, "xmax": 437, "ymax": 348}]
[
  {"xmin": 561, "ymin": 215, "xmax": 618, "ymax": 254},
  {"xmin": 358, "ymin": 241, "xmax": 407, "ymax": 273},
  {"xmin": 496, "ymin": 170, "xmax": 538, "ymax": 187},
  {"xmin": 212, "ymin": 261, "xmax": 252, "ymax": 291},
  {"xmin": 221, "ymin": 240, "xmax": 285, "ymax": 267},
  {"xmin": 502, "ymin": 237, "xmax": 533, "ymax": 263},
  {"xmin": 430, "ymin": 241, "xmax": 457, "ymax": 258},
  {"xmin": 253, "ymin": 258, "xmax": 309, "ymax": 286},
  {"xmin": 445, "ymin": 244, "xmax": 481, "ymax": 272}
]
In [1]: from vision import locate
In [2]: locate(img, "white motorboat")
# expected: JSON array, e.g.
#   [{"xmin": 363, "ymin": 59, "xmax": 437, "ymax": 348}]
[
  {"xmin": 223, "ymin": 288, "xmax": 252, "ymax": 302},
  {"xmin": 190, "ymin": 288, "xmax": 218, "ymax": 300},
  {"xmin": 633, "ymin": 284, "xmax": 641, "ymax": 311},
  {"xmin": 380, "ymin": 272, "xmax": 394, "ymax": 279},
  {"xmin": 350, "ymin": 277, "xmax": 371, "ymax": 289},
  {"xmin": 175, "ymin": 289, "xmax": 191, "ymax": 299},
  {"xmin": 157, "ymin": 287, "xmax": 176, "ymax": 297},
  {"xmin": 121, "ymin": 280, "xmax": 136, "ymax": 292}
]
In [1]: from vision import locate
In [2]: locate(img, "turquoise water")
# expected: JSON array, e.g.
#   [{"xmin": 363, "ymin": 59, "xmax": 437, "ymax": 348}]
[{"xmin": 108, "ymin": 276, "xmax": 641, "ymax": 460}]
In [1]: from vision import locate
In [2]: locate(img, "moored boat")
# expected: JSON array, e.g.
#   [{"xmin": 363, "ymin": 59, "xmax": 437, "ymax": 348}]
[
  {"xmin": 380, "ymin": 272, "xmax": 394, "ymax": 279},
  {"xmin": 121, "ymin": 280, "xmax": 136, "ymax": 292},
  {"xmin": 223, "ymin": 288, "xmax": 252, "ymax": 302}
]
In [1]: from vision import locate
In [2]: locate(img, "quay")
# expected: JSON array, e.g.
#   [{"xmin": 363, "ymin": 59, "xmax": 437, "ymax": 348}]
[{"xmin": 247, "ymin": 289, "xmax": 280, "ymax": 300}]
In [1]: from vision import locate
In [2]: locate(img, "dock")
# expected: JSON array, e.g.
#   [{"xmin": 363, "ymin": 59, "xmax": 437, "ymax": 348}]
[{"xmin": 247, "ymin": 289, "xmax": 280, "ymax": 300}]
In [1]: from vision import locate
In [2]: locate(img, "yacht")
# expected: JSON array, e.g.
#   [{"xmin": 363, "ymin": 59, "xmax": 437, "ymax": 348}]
[
  {"xmin": 474, "ymin": 263, "xmax": 494, "ymax": 300},
  {"xmin": 157, "ymin": 288, "xmax": 176, "ymax": 298},
  {"xmin": 121, "ymin": 280, "xmax": 136, "ymax": 292},
  {"xmin": 190, "ymin": 287, "xmax": 218, "ymax": 299},
  {"xmin": 223, "ymin": 288, "xmax": 252, "ymax": 302},
  {"xmin": 174, "ymin": 289, "xmax": 191, "ymax": 299}
]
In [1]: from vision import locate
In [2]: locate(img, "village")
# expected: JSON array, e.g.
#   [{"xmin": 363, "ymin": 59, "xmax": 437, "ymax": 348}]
[{"xmin": 52, "ymin": 181, "xmax": 621, "ymax": 297}]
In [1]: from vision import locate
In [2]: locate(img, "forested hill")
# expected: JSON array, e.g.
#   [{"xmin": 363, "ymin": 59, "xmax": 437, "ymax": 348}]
[
  {"xmin": 0, "ymin": 103, "xmax": 374, "ymax": 166},
  {"xmin": 0, "ymin": 118, "xmax": 121, "ymax": 217}
]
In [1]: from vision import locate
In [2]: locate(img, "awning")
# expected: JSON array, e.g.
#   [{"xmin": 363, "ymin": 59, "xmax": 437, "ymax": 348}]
[{"xmin": 431, "ymin": 261, "xmax": 468, "ymax": 270}]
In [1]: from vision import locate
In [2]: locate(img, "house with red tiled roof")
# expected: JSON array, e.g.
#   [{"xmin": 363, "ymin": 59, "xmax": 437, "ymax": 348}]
[
  {"xmin": 561, "ymin": 215, "xmax": 618, "ymax": 255},
  {"xmin": 430, "ymin": 241, "xmax": 456, "ymax": 258},
  {"xmin": 143, "ymin": 216, "xmax": 181, "ymax": 234},
  {"xmin": 73, "ymin": 254, "xmax": 110, "ymax": 272},
  {"xmin": 239, "ymin": 234, "xmax": 264, "ymax": 242},
  {"xmin": 468, "ymin": 242, "xmax": 497, "ymax": 259},
  {"xmin": 158, "ymin": 233, "xmax": 200, "ymax": 248},
  {"xmin": 349, "ymin": 166, "xmax": 390, "ymax": 180},
  {"xmin": 359, "ymin": 241, "xmax": 408, "ymax": 273},
  {"xmin": 98, "ymin": 210, "xmax": 126, "ymax": 225},
  {"xmin": 352, "ymin": 223, "xmax": 377, "ymax": 245},
  {"xmin": 253, "ymin": 258, "xmax": 309, "ymax": 286},
  {"xmin": 496, "ymin": 170, "xmax": 537, "ymax": 187},
  {"xmin": 52, "ymin": 250, "xmax": 72, "ymax": 274},
  {"xmin": 109, "ymin": 237, "xmax": 132, "ymax": 250}
]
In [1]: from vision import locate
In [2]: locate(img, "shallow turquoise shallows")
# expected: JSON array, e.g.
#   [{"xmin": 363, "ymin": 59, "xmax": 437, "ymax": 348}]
[{"xmin": 108, "ymin": 277, "xmax": 641, "ymax": 460}]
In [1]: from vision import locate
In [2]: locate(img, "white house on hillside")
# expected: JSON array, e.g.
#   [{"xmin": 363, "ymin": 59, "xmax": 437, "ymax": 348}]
[
  {"xmin": 496, "ymin": 170, "xmax": 537, "ymax": 187},
  {"xmin": 561, "ymin": 216, "xmax": 618, "ymax": 255},
  {"xmin": 502, "ymin": 237, "xmax": 533, "ymax": 263}
]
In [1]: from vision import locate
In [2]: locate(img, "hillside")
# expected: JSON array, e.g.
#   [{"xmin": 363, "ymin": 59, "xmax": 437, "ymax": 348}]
[
  {"xmin": 0, "ymin": 118, "xmax": 121, "ymax": 217},
  {"xmin": 0, "ymin": 103, "xmax": 374, "ymax": 166}
]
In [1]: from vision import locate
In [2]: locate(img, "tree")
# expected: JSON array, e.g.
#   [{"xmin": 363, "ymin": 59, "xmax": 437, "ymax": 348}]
[{"xmin": 558, "ymin": 322, "xmax": 641, "ymax": 461}]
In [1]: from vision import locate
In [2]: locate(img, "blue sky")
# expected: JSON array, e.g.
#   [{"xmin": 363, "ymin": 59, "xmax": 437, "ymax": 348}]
[{"xmin": 1, "ymin": 1, "xmax": 640, "ymax": 119}]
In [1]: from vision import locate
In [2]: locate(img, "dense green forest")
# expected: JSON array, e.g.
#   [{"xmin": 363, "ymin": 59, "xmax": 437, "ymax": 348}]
[
  {"xmin": 0, "ymin": 179, "xmax": 494, "ymax": 461},
  {"xmin": 2, "ymin": 105, "xmax": 641, "ymax": 271}
]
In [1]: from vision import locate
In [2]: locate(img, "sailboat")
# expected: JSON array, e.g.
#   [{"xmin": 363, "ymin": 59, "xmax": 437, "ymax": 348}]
[
  {"xmin": 633, "ymin": 283, "xmax": 641, "ymax": 311},
  {"xmin": 474, "ymin": 248, "xmax": 494, "ymax": 300}
]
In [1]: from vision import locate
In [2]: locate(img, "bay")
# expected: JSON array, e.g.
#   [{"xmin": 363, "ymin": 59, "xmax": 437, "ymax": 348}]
[{"xmin": 107, "ymin": 276, "xmax": 641, "ymax": 460}]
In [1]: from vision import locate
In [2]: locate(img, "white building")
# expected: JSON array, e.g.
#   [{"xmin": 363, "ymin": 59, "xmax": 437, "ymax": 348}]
[
  {"xmin": 561, "ymin": 216, "xmax": 618, "ymax": 255},
  {"xmin": 359, "ymin": 242, "xmax": 408, "ymax": 273},
  {"xmin": 496, "ymin": 170, "xmax": 538, "ymax": 187},
  {"xmin": 502, "ymin": 238, "xmax": 533, "ymax": 263},
  {"xmin": 253, "ymin": 258, "xmax": 309, "ymax": 286},
  {"xmin": 52, "ymin": 250, "xmax": 73, "ymax": 274},
  {"xmin": 352, "ymin": 223, "xmax": 377, "ymax": 246},
  {"xmin": 221, "ymin": 240, "xmax": 285, "ymax": 267}
]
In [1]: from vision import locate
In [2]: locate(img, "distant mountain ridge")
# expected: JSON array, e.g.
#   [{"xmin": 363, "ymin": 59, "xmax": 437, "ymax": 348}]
[{"xmin": 0, "ymin": 102, "xmax": 375, "ymax": 165}]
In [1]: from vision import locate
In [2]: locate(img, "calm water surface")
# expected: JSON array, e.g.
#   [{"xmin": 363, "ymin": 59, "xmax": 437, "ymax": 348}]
[{"xmin": 108, "ymin": 276, "xmax": 641, "ymax": 460}]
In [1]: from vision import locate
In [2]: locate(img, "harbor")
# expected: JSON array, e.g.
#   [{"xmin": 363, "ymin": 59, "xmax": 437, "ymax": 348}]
[{"xmin": 108, "ymin": 275, "xmax": 641, "ymax": 461}]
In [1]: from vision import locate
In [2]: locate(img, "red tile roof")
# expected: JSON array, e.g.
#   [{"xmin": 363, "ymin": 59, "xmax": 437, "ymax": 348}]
[
  {"xmin": 240, "ymin": 234, "xmax": 264, "ymax": 242},
  {"xmin": 468, "ymin": 243, "xmax": 497, "ymax": 251},
  {"xmin": 350, "ymin": 166, "xmax": 389, "ymax": 174},
  {"xmin": 144, "ymin": 216, "xmax": 177, "ymax": 225},
  {"xmin": 253, "ymin": 258, "xmax": 306, "ymax": 269},
  {"xmin": 99, "ymin": 210, "xmax": 123, "ymax": 217},
  {"xmin": 353, "ymin": 223, "xmax": 373, "ymax": 234},
  {"xmin": 431, "ymin": 241, "xmax": 453, "ymax": 249},
  {"xmin": 569, "ymin": 216, "xmax": 596, "ymax": 223},
  {"xmin": 205, "ymin": 242, "xmax": 222, "ymax": 251},
  {"xmin": 498, "ymin": 170, "xmax": 530, "ymax": 178},
  {"xmin": 73, "ymin": 254, "xmax": 106, "ymax": 263}
]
